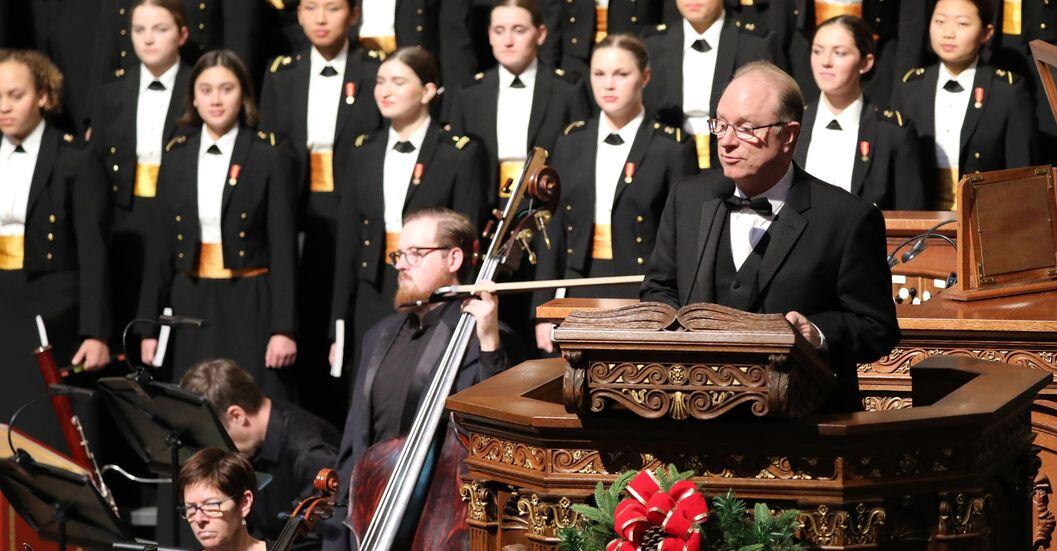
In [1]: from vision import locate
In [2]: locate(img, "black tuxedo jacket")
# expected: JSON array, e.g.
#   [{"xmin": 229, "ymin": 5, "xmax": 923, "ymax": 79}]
[
  {"xmin": 893, "ymin": 62, "xmax": 1037, "ymax": 190},
  {"xmin": 259, "ymin": 46, "xmax": 383, "ymax": 203},
  {"xmin": 794, "ymin": 100, "xmax": 926, "ymax": 210},
  {"xmin": 138, "ymin": 127, "xmax": 299, "ymax": 333},
  {"xmin": 640, "ymin": 165, "xmax": 900, "ymax": 410},
  {"xmin": 533, "ymin": 116, "xmax": 697, "ymax": 309},
  {"xmin": 446, "ymin": 64, "xmax": 591, "ymax": 208},
  {"xmin": 90, "ymin": 63, "xmax": 191, "ymax": 209},
  {"xmin": 2, "ymin": 125, "xmax": 111, "ymax": 338},
  {"xmin": 330, "ymin": 123, "xmax": 488, "ymax": 326}
]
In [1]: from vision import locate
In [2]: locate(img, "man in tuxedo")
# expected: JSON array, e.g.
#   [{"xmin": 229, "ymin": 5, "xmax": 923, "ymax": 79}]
[{"xmin": 640, "ymin": 61, "xmax": 900, "ymax": 411}]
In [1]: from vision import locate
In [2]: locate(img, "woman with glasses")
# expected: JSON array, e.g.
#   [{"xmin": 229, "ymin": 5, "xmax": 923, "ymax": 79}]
[
  {"xmin": 793, "ymin": 15, "xmax": 926, "ymax": 210},
  {"xmin": 179, "ymin": 448, "xmax": 267, "ymax": 550},
  {"xmin": 330, "ymin": 46, "xmax": 487, "ymax": 374},
  {"xmin": 532, "ymin": 33, "xmax": 696, "ymax": 353}
]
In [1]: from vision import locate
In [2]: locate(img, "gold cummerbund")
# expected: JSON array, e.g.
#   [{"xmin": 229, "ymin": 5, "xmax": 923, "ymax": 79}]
[
  {"xmin": 693, "ymin": 133, "xmax": 712, "ymax": 170},
  {"xmin": 935, "ymin": 168, "xmax": 959, "ymax": 211},
  {"xmin": 814, "ymin": 1, "xmax": 863, "ymax": 26},
  {"xmin": 0, "ymin": 234, "xmax": 25, "ymax": 271},
  {"xmin": 1003, "ymin": 0, "xmax": 1022, "ymax": 35},
  {"xmin": 310, "ymin": 151, "xmax": 335, "ymax": 193},
  {"xmin": 591, "ymin": 224, "xmax": 613, "ymax": 260},
  {"xmin": 385, "ymin": 232, "xmax": 401, "ymax": 265},
  {"xmin": 595, "ymin": 6, "xmax": 608, "ymax": 43},
  {"xmin": 134, "ymin": 163, "xmax": 160, "ymax": 198},
  {"xmin": 192, "ymin": 243, "xmax": 268, "ymax": 279},
  {"xmin": 498, "ymin": 159, "xmax": 525, "ymax": 199},
  {"xmin": 359, "ymin": 35, "xmax": 397, "ymax": 54}
]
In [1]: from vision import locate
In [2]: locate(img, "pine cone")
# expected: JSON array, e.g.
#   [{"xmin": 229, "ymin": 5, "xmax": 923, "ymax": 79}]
[{"xmin": 640, "ymin": 526, "xmax": 666, "ymax": 549}]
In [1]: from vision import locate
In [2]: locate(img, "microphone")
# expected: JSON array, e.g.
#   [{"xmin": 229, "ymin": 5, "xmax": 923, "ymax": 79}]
[
  {"xmin": 48, "ymin": 384, "xmax": 96, "ymax": 398},
  {"xmin": 158, "ymin": 315, "xmax": 207, "ymax": 327}
]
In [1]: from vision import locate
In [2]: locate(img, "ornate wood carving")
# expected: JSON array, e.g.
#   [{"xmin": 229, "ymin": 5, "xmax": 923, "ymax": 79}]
[
  {"xmin": 470, "ymin": 435, "xmax": 546, "ymax": 472},
  {"xmin": 862, "ymin": 346, "xmax": 1057, "ymax": 375},
  {"xmin": 862, "ymin": 396, "xmax": 914, "ymax": 411},
  {"xmin": 797, "ymin": 503, "xmax": 886, "ymax": 548},
  {"xmin": 936, "ymin": 493, "xmax": 990, "ymax": 538},
  {"xmin": 515, "ymin": 494, "xmax": 579, "ymax": 539},
  {"xmin": 1036, "ymin": 474, "xmax": 1056, "ymax": 550},
  {"xmin": 460, "ymin": 480, "xmax": 495, "ymax": 524}
]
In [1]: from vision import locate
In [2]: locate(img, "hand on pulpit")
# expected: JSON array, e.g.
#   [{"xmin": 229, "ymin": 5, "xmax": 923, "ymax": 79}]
[{"xmin": 785, "ymin": 311, "xmax": 824, "ymax": 350}]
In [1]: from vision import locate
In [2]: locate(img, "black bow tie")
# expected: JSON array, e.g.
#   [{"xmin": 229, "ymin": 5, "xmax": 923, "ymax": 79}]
[
  {"xmin": 943, "ymin": 79, "xmax": 964, "ymax": 93},
  {"xmin": 690, "ymin": 38, "xmax": 711, "ymax": 53},
  {"xmin": 206, "ymin": 144, "xmax": 222, "ymax": 155},
  {"xmin": 393, "ymin": 141, "xmax": 415, "ymax": 153},
  {"xmin": 724, "ymin": 195, "xmax": 773, "ymax": 216},
  {"xmin": 825, "ymin": 119, "xmax": 841, "ymax": 130},
  {"xmin": 147, "ymin": 80, "xmax": 166, "ymax": 91},
  {"xmin": 320, "ymin": 66, "xmax": 339, "ymax": 77},
  {"xmin": 510, "ymin": 76, "xmax": 526, "ymax": 89},
  {"xmin": 13, "ymin": 144, "xmax": 26, "ymax": 153},
  {"xmin": 603, "ymin": 133, "xmax": 624, "ymax": 146}
]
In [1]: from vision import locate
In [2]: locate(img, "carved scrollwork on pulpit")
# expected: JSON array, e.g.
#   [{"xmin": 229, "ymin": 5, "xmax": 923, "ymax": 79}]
[
  {"xmin": 552, "ymin": 449, "xmax": 606, "ymax": 474},
  {"xmin": 860, "ymin": 347, "xmax": 1057, "ymax": 376},
  {"xmin": 460, "ymin": 480, "xmax": 495, "ymax": 523},
  {"xmin": 862, "ymin": 396, "xmax": 913, "ymax": 411},
  {"xmin": 515, "ymin": 494, "xmax": 579, "ymax": 539},
  {"xmin": 936, "ymin": 493, "xmax": 990, "ymax": 537},
  {"xmin": 1034, "ymin": 473, "xmax": 1055, "ymax": 550},
  {"xmin": 797, "ymin": 503, "xmax": 886, "ymax": 547},
  {"xmin": 471, "ymin": 435, "xmax": 546, "ymax": 472}
]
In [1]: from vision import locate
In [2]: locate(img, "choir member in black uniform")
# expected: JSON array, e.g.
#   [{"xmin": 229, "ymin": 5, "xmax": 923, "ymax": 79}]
[
  {"xmin": 794, "ymin": 15, "xmax": 926, "ymax": 209},
  {"xmin": 258, "ymin": 0, "xmax": 382, "ymax": 423},
  {"xmin": 91, "ymin": 0, "xmax": 191, "ymax": 349},
  {"xmin": 533, "ymin": 34, "xmax": 697, "ymax": 352},
  {"xmin": 893, "ymin": 0, "xmax": 1035, "ymax": 210},
  {"xmin": 139, "ymin": 50, "xmax": 299, "ymax": 399},
  {"xmin": 329, "ymin": 46, "xmax": 488, "ymax": 377},
  {"xmin": 447, "ymin": 0, "xmax": 591, "ymax": 208},
  {"xmin": 180, "ymin": 358, "xmax": 339, "ymax": 545},
  {"xmin": 548, "ymin": 0, "xmax": 666, "ymax": 78},
  {"xmin": 0, "ymin": 49, "xmax": 111, "ymax": 449},
  {"xmin": 179, "ymin": 448, "xmax": 270, "ymax": 551},
  {"xmin": 644, "ymin": 0, "xmax": 781, "ymax": 172}
]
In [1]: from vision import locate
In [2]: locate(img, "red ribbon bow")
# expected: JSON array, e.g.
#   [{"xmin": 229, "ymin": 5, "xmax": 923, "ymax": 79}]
[{"xmin": 608, "ymin": 471, "xmax": 709, "ymax": 551}]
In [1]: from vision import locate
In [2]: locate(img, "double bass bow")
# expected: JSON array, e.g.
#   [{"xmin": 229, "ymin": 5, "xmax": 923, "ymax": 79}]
[{"xmin": 348, "ymin": 147, "xmax": 560, "ymax": 550}]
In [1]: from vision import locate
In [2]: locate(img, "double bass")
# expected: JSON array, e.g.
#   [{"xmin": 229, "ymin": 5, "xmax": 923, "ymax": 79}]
[{"xmin": 346, "ymin": 147, "xmax": 560, "ymax": 550}]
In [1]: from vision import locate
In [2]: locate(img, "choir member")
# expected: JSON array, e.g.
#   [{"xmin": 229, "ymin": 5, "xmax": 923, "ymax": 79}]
[
  {"xmin": 0, "ymin": 49, "xmax": 111, "ymax": 449},
  {"xmin": 533, "ymin": 33, "xmax": 697, "ymax": 352},
  {"xmin": 549, "ymin": 0, "xmax": 666, "ymax": 78},
  {"xmin": 329, "ymin": 46, "xmax": 488, "ymax": 376},
  {"xmin": 894, "ymin": 0, "xmax": 1036, "ymax": 210},
  {"xmin": 643, "ymin": 0, "xmax": 781, "ymax": 171},
  {"xmin": 139, "ymin": 50, "xmax": 299, "ymax": 400},
  {"xmin": 178, "ymin": 448, "xmax": 269, "ymax": 551},
  {"xmin": 794, "ymin": 15, "xmax": 926, "ymax": 209},
  {"xmin": 447, "ymin": 0, "xmax": 591, "ymax": 208},
  {"xmin": 258, "ymin": 0, "xmax": 383, "ymax": 422}
]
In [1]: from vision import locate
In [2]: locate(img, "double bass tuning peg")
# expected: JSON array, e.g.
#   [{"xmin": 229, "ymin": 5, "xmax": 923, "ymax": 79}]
[
  {"xmin": 534, "ymin": 211, "xmax": 552, "ymax": 250},
  {"xmin": 516, "ymin": 229, "xmax": 536, "ymax": 264}
]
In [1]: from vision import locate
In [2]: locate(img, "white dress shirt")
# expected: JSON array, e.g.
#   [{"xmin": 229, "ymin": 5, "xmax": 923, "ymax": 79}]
[
  {"xmin": 594, "ymin": 110, "xmax": 643, "ymax": 225},
  {"xmin": 360, "ymin": 0, "xmax": 397, "ymax": 38},
  {"xmin": 496, "ymin": 59, "xmax": 537, "ymax": 160},
  {"xmin": 933, "ymin": 60, "xmax": 976, "ymax": 170},
  {"xmin": 804, "ymin": 94, "xmax": 863, "ymax": 193},
  {"xmin": 729, "ymin": 164, "xmax": 793, "ymax": 270},
  {"xmin": 197, "ymin": 125, "xmax": 239, "ymax": 244},
  {"xmin": 383, "ymin": 117, "xmax": 431, "ymax": 232},
  {"xmin": 681, "ymin": 15, "xmax": 724, "ymax": 136},
  {"xmin": 136, "ymin": 62, "xmax": 178, "ymax": 164},
  {"xmin": 307, "ymin": 42, "xmax": 348, "ymax": 151},
  {"xmin": 0, "ymin": 120, "xmax": 44, "ymax": 235}
]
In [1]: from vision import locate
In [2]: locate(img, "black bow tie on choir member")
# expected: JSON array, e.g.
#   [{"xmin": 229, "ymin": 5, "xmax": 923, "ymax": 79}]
[
  {"xmin": 690, "ymin": 39, "xmax": 712, "ymax": 53},
  {"xmin": 943, "ymin": 80, "xmax": 964, "ymax": 93},
  {"xmin": 206, "ymin": 144, "xmax": 222, "ymax": 155},
  {"xmin": 724, "ymin": 195, "xmax": 773, "ymax": 216},
  {"xmin": 603, "ymin": 133, "xmax": 624, "ymax": 146},
  {"xmin": 510, "ymin": 76, "xmax": 526, "ymax": 89},
  {"xmin": 393, "ymin": 141, "xmax": 416, "ymax": 153},
  {"xmin": 147, "ymin": 80, "xmax": 166, "ymax": 91},
  {"xmin": 13, "ymin": 145, "xmax": 26, "ymax": 153},
  {"xmin": 320, "ymin": 66, "xmax": 339, "ymax": 77},
  {"xmin": 825, "ymin": 119, "xmax": 842, "ymax": 130}
]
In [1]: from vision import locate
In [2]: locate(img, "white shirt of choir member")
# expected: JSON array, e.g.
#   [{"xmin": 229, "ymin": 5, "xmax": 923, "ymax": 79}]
[
  {"xmin": 307, "ymin": 41, "xmax": 348, "ymax": 152},
  {"xmin": 197, "ymin": 125, "xmax": 238, "ymax": 244},
  {"xmin": 360, "ymin": 0, "xmax": 397, "ymax": 38},
  {"xmin": 804, "ymin": 94, "xmax": 862, "ymax": 193},
  {"xmin": 495, "ymin": 59, "xmax": 537, "ymax": 160},
  {"xmin": 681, "ymin": 14, "xmax": 724, "ymax": 136},
  {"xmin": 729, "ymin": 163, "xmax": 792, "ymax": 270},
  {"xmin": 594, "ymin": 109, "xmax": 643, "ymax": 225},
  {"xmin": 933, "ymin": 59, "xmax": 976, "ymax": 171},
  {"xmin": 596, "ymin": 0, "xmax": 610, "ymax": 7},
  {"xmin": 136, "ymin": 62, "xmax": 178, "ymax": 164},
  {"xmin": 382, "ymin": 117, "xmax": 431, "ymax": 232},
  {"xmin": 0, "ymin": 120, "xmax": 44, "ymax": 235}
]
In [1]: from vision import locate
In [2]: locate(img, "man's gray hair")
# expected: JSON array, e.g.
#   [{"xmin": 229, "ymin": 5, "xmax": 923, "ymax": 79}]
[{"xmin": 731, "ymin": 60, "xmax": 805, "ymax": 124}]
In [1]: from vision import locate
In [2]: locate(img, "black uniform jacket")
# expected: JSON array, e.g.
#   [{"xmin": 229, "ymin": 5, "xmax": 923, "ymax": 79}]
[
  {"xmin": 550, "ymin": 0, "xmax": 665, "ymax": 75},
  {"xmin": 533, "ymin": 117, "xmax": 697, "ymax": 309},
  {"xmin": 639, "ymin": 165, "xmax": 900, "ymax": 410},
  {"xmin": 90, "ymin": 63, "xmax": 191, "ymax": 209},
  {"xmin": 643, "ymin": 15, "xmax": 781, "ymax": 131},
  {"xmin": 446, "ymin": 64, "xmax": 591, "ymax": 208},
  {"xmin": 330, "ymin": 123, "xmax": 488, "ymax": 326},
  {"xmin": 3, "ymin": 125, "xmax": 111, "ymax": 338},
  {"xmin": 258, "ymin": 46, "xmax": 384, "ymax": 203},
  {"xmin": 793, "ymin": 100, "xmax": 927, "ymax": 210},
  {"xmin": 364, "ymin": 0, "xmax": 478, "ymax": 87},
  {"xmin": 138, "ymin": 127, "xmax": 299, "ymax": 333},
  {"xmin": 893, "ymin": 62, "xmax": 1037, "ymax": 184}
]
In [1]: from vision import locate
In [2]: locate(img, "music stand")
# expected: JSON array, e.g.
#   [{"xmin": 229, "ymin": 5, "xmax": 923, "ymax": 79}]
[
  {"xmin": 96, "ymin": 374, "xmax": 234, "ymax": 546},
  {"xmin": 0, "ymin": 455, "xmax": 132, "ymax": 551}
]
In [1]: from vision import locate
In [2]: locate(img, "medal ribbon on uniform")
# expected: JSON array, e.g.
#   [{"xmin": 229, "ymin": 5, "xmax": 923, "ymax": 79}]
[
  {"xmin": 624, "ymin": 162, "xmax": 636, "ymax": 184},
  {"xmin": 859, "ymin": 140, "xmax": 870, "ymax": 162},
  {"xmin": 345, "ymin": 82, "xmax": 356, "ymax": 105},
  {"xmin": 974, "ymin": 86, "xmax": 985, "ymax": 109},
  {"xmin": 228, "ymin": 164, "xmax": 241, "ymax": 186},
  {"xmin": 412, "ymin": 163, "xmax": 424, "ymax": 185}
]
